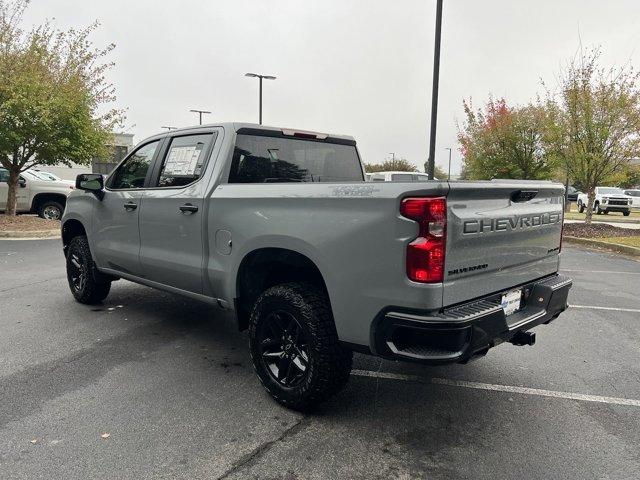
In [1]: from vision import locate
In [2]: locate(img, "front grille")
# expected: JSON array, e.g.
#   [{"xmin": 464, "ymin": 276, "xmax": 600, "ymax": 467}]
[{"xmin": 608, "ymin": 199, "xmax": 628, "ymax": 206}]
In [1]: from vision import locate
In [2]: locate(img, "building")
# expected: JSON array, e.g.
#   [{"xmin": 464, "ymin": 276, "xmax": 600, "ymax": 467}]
[
  {"xmin": 36, "ymin": 133, "xmax": 135, "ymax": 181},
  {"xmin": 91, "ymin": 133, "xmax": 135, "ymax": 175}
]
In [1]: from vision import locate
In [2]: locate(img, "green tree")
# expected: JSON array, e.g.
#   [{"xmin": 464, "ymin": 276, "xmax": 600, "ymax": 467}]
[
  {"xmin": 364, "ymin": 158, "xmax": 417, "ymax": 173},
  {"xmin": 544, "ymin": 48, "xmax": 640, "ymax": 223},
  {"xmin": 458, "ymin": 97, "xmax": 555, "ymax": 181},
  {"xmin": 0, "ymin": 0, "xmax": 123, "ymax": 215}
]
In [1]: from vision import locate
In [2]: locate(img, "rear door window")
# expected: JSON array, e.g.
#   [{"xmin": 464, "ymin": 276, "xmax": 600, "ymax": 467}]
[
  {"xmin": 155, "ymin": 133, "xmax": 216, "ymax": 188},
  {"xmin": 228, "ymin": 134, "xmax": 363, "ymax": 183}
]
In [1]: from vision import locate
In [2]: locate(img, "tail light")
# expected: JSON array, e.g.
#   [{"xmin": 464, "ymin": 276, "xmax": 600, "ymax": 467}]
[{"xmin": 400, "ymin": 197, "xmax": 446, "ymax": 283}]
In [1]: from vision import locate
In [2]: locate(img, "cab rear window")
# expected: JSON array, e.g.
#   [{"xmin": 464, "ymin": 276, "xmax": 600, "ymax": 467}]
[{"xmin": 228, "ymin": 134, "xmax": 363, "ymax": 183}]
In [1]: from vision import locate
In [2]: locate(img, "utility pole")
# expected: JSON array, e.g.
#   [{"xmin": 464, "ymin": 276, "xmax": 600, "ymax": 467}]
[
  {"xmin": 445, "ymin": 147, "xmax": 452, "ymax": 180},
  {"xmin": 426, "ymin": 0, "xmax": 444, "ymax": 180},
  {"xmin": 389, "ymin": 152, "xmax": 396, "ymax": 161},
  {"xmin": 245, "ymin": 73, "xmax": 277, "ymax": 124},
  {"xmin": 189, "ymin": 109, "xmax": 211, "ymax": 125}
]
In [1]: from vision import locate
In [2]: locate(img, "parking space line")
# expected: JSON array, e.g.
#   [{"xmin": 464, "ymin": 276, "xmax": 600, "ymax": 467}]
[
  {"xmin": 351, "ymin": 370, "xmax": 640, "ymax": 407},
  {"xmin": 570, "ymin": 305, "xmax": 640, "ymax": 313},
  {"xmin": 561, "ymin": 269, "xmax": 640, "ymax": 275}
]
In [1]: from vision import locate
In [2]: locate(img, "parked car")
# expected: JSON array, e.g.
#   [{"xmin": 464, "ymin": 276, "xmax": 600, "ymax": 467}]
[
  {"xmin": 623, "ymin": 189, "xmax": 640, "ymax": 210},
  {"xmin": 566, "ymin": 185, "xmax": 582, "ymax": 202},
  {"xmin": 576, "ymin": 187, "xmax": 632, "ymax": 216},
  {"xmin": 0, "ymin": 167, "xmax": 75, "ymax": 219},
  {"xmin": 61, "ymin": 123, "xmax": 572, "ymax": 410},
  {"xmin": 368, "ymin": 171, "xmax": 433, "ymax": 182}
]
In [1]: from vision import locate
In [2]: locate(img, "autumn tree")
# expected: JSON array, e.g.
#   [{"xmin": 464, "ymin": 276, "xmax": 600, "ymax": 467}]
[
  {"xmin": 544, "ymin": 48, "xmax": 640, "ymax": 223},
  {"xmin": 364, "ymin": 158, "xmax": 417, "ymax": 173},
  {"xmin": 0, "ymin": 0, "xmax": 123, "ymax": 215},
  {"xmin": 458, "ymin": 97, "xmax": 555, "ymax": 181}
]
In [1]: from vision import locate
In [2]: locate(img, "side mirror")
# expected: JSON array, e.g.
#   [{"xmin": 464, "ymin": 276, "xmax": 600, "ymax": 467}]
[
  {"xmin": 76, "ymin": 173, "xmax": 104, "ymax": 199},
  {"xmin": 18, "ymin": 177, "xmax": 26, "ymax": 188}
]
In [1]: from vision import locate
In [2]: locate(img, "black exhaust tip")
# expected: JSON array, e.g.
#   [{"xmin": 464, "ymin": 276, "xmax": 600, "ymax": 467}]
[{"xmin": 510, "ymin": 331, "xmax": 536, "ymax": 346}]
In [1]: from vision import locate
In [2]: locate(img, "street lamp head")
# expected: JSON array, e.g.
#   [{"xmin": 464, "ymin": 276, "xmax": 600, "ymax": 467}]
[{"xmin": 245, "ymin": 73, "xmax": 276, "ymax": 80}]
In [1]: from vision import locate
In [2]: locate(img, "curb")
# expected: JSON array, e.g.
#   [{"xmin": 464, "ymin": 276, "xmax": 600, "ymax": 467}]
[
  {"xmin": 0, "ymin": 229, "xmax": 60, "ymax": 239},
  {"xmin": 564, "ymin": 236, "xmax": 640, "ymax": 257}
]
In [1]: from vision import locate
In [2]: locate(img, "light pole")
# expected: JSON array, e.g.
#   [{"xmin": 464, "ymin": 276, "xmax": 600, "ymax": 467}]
[
  {"xmin": 425, "ymin": 0, "xmax": 444, "ymax": 180},
  {"xmin": 389, "ymin": 152, "xmax": 396, "ymax": 161},
  {"xmin": 445, "ymin": 147, "xmax": 452, "ymax": 180},
  {"xmin": 245, "ymin": 73, "xmax": 276, "ymax": 124},
  {"xmin": 189, "ymin": 109, "xmax": 211, "ymax": 125}
]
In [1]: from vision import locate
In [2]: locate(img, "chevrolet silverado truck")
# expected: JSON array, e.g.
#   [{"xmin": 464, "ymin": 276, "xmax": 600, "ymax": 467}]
[
  {"xmin": 0, "ymin": 167, "xmax": 75, "ymax": 219},
  {"xmin": 577, "ymin": 187, "xmax": 632, "ymax": 216},
  {"xmin": 61, "ymin": 123, "xmax": 572, "ymax": 410}
]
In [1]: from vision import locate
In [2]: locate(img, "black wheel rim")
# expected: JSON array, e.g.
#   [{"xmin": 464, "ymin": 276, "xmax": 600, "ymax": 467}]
[
  {"xmin": 258, "ymin": 310, "xmax": 310, "ymax": 388},
  {"xmin": 68, "ymin": 248, "xmax": 86, "ymax": 293}
]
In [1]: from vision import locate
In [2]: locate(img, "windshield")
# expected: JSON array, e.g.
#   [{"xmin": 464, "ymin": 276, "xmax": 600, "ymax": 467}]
[
  {"xmin": 598, "ymin": 187, "xmax": 624, "ymax": 195},
  {"xmin": 625, "ymin": 190, "xmax": 640, "ymax": 197},
  {"xmin": 36, "ymin": 171, "xmax": 62, "ymax": 181},
  {"xmin": 22, "ymin": 170, "xmax": 47, "ymax": 181}
]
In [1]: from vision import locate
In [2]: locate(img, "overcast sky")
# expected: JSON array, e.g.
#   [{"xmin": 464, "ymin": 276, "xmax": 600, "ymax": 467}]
[{"xmin": 22, "ymin": 0, "xmax": 640, "ymax": 174}]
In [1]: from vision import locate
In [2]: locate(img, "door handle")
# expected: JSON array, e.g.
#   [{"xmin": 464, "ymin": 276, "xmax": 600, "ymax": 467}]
[
  {"xmin": 123, "ymin": 202, "xmax": 138, "ymax": 211},
  {"xmin": 179, "ymin": 203, "xmax": 198, "ymax": 213}
]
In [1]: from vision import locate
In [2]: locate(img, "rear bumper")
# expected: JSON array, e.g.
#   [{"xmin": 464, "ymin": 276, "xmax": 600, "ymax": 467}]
[{"xmin": 371, "ymin": 274, "xmax": 572, "ymax": 365}]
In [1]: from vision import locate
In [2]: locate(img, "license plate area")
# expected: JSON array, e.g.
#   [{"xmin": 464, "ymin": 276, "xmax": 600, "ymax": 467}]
[{"xmin": 501, "ymin": 289, "xmax": 522, "ymax": 316}]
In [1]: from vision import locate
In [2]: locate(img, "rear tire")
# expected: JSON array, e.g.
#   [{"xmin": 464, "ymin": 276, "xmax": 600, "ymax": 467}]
[
  {"xmin": 66, "ymin": 235, "xmax": 111, "ymax": 304},
  {"xmin": 249, "ymin": 282, "xmax": 353, "ymax": 411},
  {"xmin": 38, "ymin": 200, "xmax": 64, "ymax": 220}
]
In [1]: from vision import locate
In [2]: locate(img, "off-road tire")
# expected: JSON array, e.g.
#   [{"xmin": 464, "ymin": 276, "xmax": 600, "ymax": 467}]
[
  {"xmin": 249, "ymin": 282, "xmax": 353, "ymax": 411},
  {"xmin": 578, "ymin": 201, "xmax": 585, "ymax": 213},
  {"xmin": 37, "ymin": 200, "xmax": 64, "ymax": 220},
  {"xmin": 66, "ymin": 235, "xmax": 111, "ymax": 304}
]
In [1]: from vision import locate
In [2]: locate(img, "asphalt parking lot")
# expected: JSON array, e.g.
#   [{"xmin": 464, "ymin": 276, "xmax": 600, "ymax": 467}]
[{"xmin": 1, "ymin": 239, "xmax": 639, "ymax": 479}]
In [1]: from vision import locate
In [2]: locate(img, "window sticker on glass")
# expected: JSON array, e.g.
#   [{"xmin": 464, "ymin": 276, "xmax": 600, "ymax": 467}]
[{"xmin": 163, "ymin": 142, "xmax": 205, "ymax": 176}]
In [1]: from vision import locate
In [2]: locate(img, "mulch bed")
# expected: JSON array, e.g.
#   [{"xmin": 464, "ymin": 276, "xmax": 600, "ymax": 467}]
[
  {"xmin": 563, "ymin": 222, "xmax": 640, "ymax": 238},
  {"xmin": 0, "ymin": 214, "xmax": 59, "ymax": 232}
]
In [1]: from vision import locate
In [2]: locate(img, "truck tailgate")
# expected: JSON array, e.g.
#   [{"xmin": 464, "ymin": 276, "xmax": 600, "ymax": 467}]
[{"xmin": 443, "ymin": 181, "xmax": 564, "ymax": 306}]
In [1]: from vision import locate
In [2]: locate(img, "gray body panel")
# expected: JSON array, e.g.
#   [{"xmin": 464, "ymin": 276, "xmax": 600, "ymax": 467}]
[{"xmin": 62, "ymin": 123, "xmax": 565, "ymax": 350}]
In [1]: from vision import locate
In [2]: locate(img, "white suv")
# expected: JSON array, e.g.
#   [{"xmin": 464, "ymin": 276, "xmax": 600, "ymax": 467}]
[
  {"xmin": 577, "ymin": 187, "xmax": 632, "ymax": 216},
  {"xmin": 624, "ymin": 189, "xmax": 640, "ymax": 210},
  {"xmin": 0, "ymin": 168, "xmax": 75, "ymax": 219}
]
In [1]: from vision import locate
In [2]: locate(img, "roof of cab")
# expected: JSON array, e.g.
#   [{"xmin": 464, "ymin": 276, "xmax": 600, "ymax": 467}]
[{"xmin": 140, "ymin": 123, "xmax": 355, "ymax": 143}]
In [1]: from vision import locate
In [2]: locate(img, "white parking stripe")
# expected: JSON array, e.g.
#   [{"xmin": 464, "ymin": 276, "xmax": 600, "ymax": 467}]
[
  {"xmin": 570, "ymin": 305, "xmax": 640, "ymax": 313},
  {"xmin": 351, "ymin": 370, "xmax": 640, "ymax": 407},
  {"xmin": 561, "ymin": 269, "xmax": 640, "ymax": 275}
]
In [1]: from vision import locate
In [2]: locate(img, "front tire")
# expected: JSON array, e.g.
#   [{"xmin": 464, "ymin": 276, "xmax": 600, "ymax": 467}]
[
  {"xmin": 249, "ymin": 282, "xmax": 353, "ymax": 411},
  {"xmin": 578, "ymin": 201, "xmax": 585, "ymax": 213},
  {"xmin": 38, "ymin": 200, "xmax": 64, "ymax": 220},
  {"xmin": 66, "ymin": 235, "xmax": 111, "ymax": 304},
  {"xmin": 623, "ymin": 211, "xmax": 631, "ymax": 216},
  {"xmin": 595, "ymin": 203, "xmax": 603, "ymax": 214}
]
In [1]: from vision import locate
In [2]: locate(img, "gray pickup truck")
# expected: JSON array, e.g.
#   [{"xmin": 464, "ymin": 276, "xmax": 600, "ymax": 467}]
[{"xmin": 61, "ymin": 123, "xmax": 572, "ymax": 410}]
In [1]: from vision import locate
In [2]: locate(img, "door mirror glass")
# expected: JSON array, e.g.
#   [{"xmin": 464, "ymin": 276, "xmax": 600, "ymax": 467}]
[
  {"xmin": 76, "ymin": 173, "xmax": 104, "ymax": 192},
  {"xmin": 18, "ymin": 177, "xmax": 26, "ymax": 188}
]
